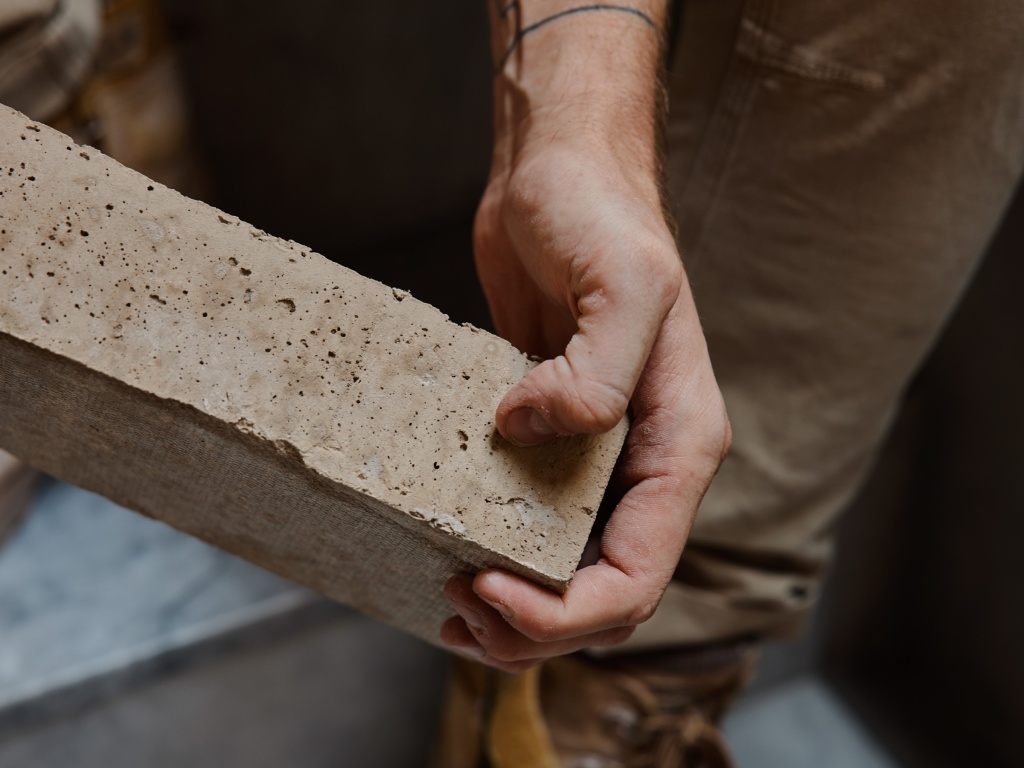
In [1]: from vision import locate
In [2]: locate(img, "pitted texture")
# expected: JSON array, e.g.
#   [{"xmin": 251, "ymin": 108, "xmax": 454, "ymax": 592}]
[{"xmin": 0, "ymin": 106, "xmax": 627, "ymax": 644}]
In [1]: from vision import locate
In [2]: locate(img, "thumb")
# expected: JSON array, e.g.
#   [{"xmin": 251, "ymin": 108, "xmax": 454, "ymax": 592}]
[{"xmin": 496, "ymin": 261, "xmax": 681, "ymax": 445}]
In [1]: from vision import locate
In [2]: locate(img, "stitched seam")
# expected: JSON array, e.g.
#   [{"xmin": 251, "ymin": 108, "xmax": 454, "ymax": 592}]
[
  {"xmin": 678, "ymin": 87, "xmax": 759, "ymax": 262},
  {"xmin": 736, "ymin": 18, "xmax": 886, "ymax": 92},
  {"xmin": 673, "ymin": 0, "xmax": 775, "ymax": 262}
]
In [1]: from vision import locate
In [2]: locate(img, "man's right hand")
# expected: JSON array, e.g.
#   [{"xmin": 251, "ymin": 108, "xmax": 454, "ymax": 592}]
[{"xmin": 439, "ymin": 1, "xmax": 732, "ymax": 671}]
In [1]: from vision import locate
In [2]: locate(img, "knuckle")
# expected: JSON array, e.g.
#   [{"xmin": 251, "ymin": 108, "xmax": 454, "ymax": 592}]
[
  {"xmin": 518, "ymin": 617, "xmax": 561, "ymax": 644},
  {"xmin": 720, "ymin": 411, "xmax": 733, "ymax": 463},
  {"xmin": 572, "ymin": 381, "xmax": 630, "ymax": 432},
  {"xmin": 707, "ymin": 400, "xmax": 733, "ymax": 468},
  {"xmin": 651, "ymin": 256, "xmax": 683, "ymax": 308},
  {"xmin": 537, "ymin": 358, "xmax": 629, "ymax": 435},
  {"xmin": 485, "ymin": 645, "xmax": 519, "ymax": 664},
  {"xmin": 503, "ymin": 165, "xmax": 548, "ymax": 227},
  {"xmin": 595, "ymin": 626, "xmax": 636, "ymax": 648},
  {"xmin": 478, "ymin": 631, "xmax": 521, "ymax": 662},
  {"xmin": 493, "ymin": 658, "xmax": 540, "ymax": 674},
  {"xmin": 471, "ymin": 224, "xmax": 494, "ymax": 260},
  {"xmin": 628, "ymin": 235, "xmax": 683, "ymax": 305},
  {"xmin": 625, "ymin": 598, "xmax": 659, "ymax": 627},
  {"xmin": 689, "ymin": 390, "xmax": 732, "ymax": 472},
  {"xmin": 473, "ymin": 192, "xmax": 502, "ymax": 247}
]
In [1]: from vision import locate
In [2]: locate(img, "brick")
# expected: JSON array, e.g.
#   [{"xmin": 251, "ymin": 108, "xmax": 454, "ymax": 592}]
[{"xmin": 0, "ymin": 106, "xmax": 627, "ymax": 644}]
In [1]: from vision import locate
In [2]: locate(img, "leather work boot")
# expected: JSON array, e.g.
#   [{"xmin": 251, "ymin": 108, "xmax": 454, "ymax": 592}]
[
  {"xmin": 0, "ymin": 450, "xmax": 44, "ymax": 548},
  {"xmin": 433, "ymin": 642, "xmax": 759, "ymax": 768},
  {"xmin": 49, "ymin": 0, "xmax": 207, "ymax": 197}
]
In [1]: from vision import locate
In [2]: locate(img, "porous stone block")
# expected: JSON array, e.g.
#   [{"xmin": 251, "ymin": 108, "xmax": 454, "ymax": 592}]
[{"xmin": 0, "ymin": 105, "xmax": 626, "ymax": 644}]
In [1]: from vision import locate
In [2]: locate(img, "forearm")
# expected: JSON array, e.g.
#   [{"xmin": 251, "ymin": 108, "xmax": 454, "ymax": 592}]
[{"xmin": 488, "ymin": 1, "xmax": 669, "ymax": 189}]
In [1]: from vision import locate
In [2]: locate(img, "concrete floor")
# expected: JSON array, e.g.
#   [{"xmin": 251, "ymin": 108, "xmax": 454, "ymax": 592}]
[
  {"xmin": 0, "ymin": 619, "xmax": 448, "ymax": 768},
  {"xmin": 0, "ymin": 484, "xmax": 900, "ymax": 768},
  {"xmin": 0, "ymin": 619, "xmax": 898, "ymax": 768},
  {"xmin": 725, "ymin": 678, "xmax": 897, "ymax": 768}
]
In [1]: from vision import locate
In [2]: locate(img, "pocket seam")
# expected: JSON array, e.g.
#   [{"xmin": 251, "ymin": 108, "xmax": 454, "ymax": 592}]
[{"xmin": 737, "ymin": 18, "xmax": 887, "ymax": 92}]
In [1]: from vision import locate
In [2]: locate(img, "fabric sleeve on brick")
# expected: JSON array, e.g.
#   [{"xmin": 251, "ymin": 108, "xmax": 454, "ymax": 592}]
[{"xmin": 0, "ymin": 106, "xmax": 627, "ymax": 645}]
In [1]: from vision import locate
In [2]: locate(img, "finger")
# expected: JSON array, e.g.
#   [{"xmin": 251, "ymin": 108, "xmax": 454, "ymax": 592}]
[
  {"xmin": 471, "ymin": 558, "xmax": 669, "ymax": 646},
  {"xmin": 473, "ymin": 194, "xmax": 578, "ymax": 358},
  {"xmin": 488, "ymin": 285, "xmax": 577, "ymax": 362},
  {"xmin": 443, "ymin": 576, "xmax": 635, "ymax": 664},
  {"xmin": 481, "ymin": 299, "xmax": 729, "ymax": 641},
  {"xmin": 496, "ymin": 243, "xmax": 682, "ymax": 444},
  {"xmin": 440, "ymin": 616, "xmax": 544, "ymax": 673},
  {"xmin": 473, "ymin": 249, "xmax": 577, "ymax": 360}
]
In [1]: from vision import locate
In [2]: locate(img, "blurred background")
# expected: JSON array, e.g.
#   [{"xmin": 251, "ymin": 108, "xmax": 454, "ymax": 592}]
[{"xmin": 0, "ymin": 1, "xmax": 1021, "ymax": 766}]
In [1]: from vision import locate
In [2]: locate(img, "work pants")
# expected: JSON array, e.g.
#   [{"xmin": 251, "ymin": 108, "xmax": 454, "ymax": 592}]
[{"xmin": 623, "ymin": 0, "xmax": 1024, "ymax": 649}]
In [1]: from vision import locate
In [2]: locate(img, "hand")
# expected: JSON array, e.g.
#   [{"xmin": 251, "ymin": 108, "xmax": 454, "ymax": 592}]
[{"xmin": 440, "ymin": 3, "xmax": 731, "ymax": 668}]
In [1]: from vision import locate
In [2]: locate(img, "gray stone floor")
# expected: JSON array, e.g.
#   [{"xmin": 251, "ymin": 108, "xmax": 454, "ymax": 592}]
[
  {"xmin": 0, "ymin": 619, "xmax": 448, "ymax": 768},
  {"xmin": 725, "ymin": 677, "xmax": 897, "ymax": 768},
  {"xmin": 0, "ymin": 481, "xmax": 333, "ymax": 732},
  {"xmin": 0, "ymin": 483, "xmax": 901, "ymax": 767}
]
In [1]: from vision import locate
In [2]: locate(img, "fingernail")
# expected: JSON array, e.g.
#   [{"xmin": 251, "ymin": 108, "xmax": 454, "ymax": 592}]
[
  {"xmin": 449, "ymin": 599, "xmax": 485, "ymax": 632},
  {"xmin": 506, "ymin": 408, "xmax": 557, "ymax": 446},
  {"xmin": 445, "ymin": 640, "xmax": 485, "ymax": 658},
  {"xmin": 481, "ymin": 596, "xmax": 513, "ymax": 620}
]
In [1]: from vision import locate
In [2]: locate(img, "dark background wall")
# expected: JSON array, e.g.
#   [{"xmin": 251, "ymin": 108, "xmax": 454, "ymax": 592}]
[
  {"xmin": 163, "ymin": 0, "xmax": 494, "ymax": 326},
  {"xmin": 819, "ymin": 183, "xmax": 1024, "ymax": 768},
  {"xmin": 161, "ymin": 3, "xmax": 1023, "ymax": 764}
]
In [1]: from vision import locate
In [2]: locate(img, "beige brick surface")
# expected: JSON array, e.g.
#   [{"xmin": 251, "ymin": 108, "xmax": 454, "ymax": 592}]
[{"xmin": 0, "ymin": 105, "xmax": 626, "ymax": 644}]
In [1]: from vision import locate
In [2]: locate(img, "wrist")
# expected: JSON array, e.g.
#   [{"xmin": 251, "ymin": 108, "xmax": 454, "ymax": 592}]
[{"xmin": 489, "ymin": 1, "xmax": 666, "ymax": 181}]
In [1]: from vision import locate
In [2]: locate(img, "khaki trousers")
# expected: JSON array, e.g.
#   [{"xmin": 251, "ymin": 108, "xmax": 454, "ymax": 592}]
[{"xmin": 623, "ymin": 0, "xmax": 1024, "ymax": 649}]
